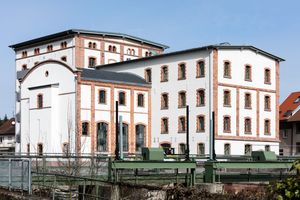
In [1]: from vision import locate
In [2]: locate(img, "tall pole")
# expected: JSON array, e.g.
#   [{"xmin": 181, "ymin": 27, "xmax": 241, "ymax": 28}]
[
  {"xmin": 212, "ymin": 111, "xmax": 216, "ymax": 160},
  {"xmin": 115, "ymin": 101, "xmax": 120, "ymax": 160},
  {"xmin": 185, "ymin": 105, "xmax": 190, "ymax": 161},
  {"xmin": 119, "ymin": 116, "xmax": 123, "ymax": 160}
]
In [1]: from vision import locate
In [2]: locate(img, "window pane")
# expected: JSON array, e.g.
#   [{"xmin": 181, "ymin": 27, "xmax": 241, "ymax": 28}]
[
  {"xmin": 136, "ymin": 124, "xmax": 145, "ymax": 152},
  {"xmin": 97, "ymin": 122, "xmax": 108, "ymax": 152}
]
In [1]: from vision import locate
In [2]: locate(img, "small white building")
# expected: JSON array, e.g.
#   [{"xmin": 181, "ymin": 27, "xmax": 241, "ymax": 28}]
[
  {"xmin": 0, "ymin": 118, "xmax": 16, "ymax": 152},
  {"xmin": 100, "ymin": 45, "xmax": 284, "ymax": 155}
]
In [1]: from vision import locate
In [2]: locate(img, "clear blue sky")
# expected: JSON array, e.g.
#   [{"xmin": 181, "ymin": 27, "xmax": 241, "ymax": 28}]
[{"xmin": 1, "ymin": 0, "xmax": 299, "ymax": 118}]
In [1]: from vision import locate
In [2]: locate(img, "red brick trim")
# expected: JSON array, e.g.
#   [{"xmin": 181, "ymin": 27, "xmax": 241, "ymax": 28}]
[
  {"xmin": 218, "ymin": 83, "xmax": 276, "ymax": 93},
  {"xmin": 256, "ymin": 90, "xmax": 260, "ymax": 137},
  {"xmin": 275, "ymin": 61, "xmax": 280, "ymax": 140},
  {"xmin": 91, "ymin": 83, "xmax": 95, "ymax": 154},
  {"xmin": 130, "ymin": 89, "xmax": 134, "ymax": 153},
  {"xmin": 236, "ymin": 88, "xmax": 240, "ymax": 136},
  {"xmin": 76, "ymin": 71, "xmax": 82, "ymax": 155}
]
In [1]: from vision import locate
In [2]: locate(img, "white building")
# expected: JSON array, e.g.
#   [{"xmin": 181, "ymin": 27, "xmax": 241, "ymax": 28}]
[
  {"xmin": 100, "ymin": 45, "xmax": 284, "ymax": 155},
  {"xmin": 10, "ymin": 29, "xmax": 165, "ymax": 154},
  {"xmin": 11, "ymin": 29, "xmax": 284, "ymax": 156}
]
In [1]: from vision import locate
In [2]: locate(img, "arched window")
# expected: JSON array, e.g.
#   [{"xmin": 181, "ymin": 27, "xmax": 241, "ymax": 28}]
[
  {"xmin": 197, "ymin": 115, "xmax": 205, "ymax": 132},
  {"xmin": 61, "ymin": 56, "xmax": 67, "ymax": 62},
  {"xmin": 92, "ymin": 42, "xmax": 97, "ymax": 49},
  {"xmin": 122, "ymin": 123, "xmax": 129, "ymax": 151},
  {"xmin": 197, "ymin": 60, "xmax": 205, "ymax": 77},
  {"xmin": 178, "ymin": 91, "xmax": 186, "ymax": 108},
  {"xmin": 178, "ymin": 116, "xmax": 186, "ymax": 133},
  {"xmin": 119, "ymin": 91, "xmax": 126, "ymax": 105},
  {"xmin": 112, "ymin": 46, "xmax": 117, "ymax": 52},
  {"xmin": 198, "ymin": 143, "xmax": 205, "ymax": 155},
  {"xmin": 161, "ymin": 65, "xmax": 168, "ymax": 82},
  {"xmin": 264, "ymin": 96, "xmax": 271, "ymax": 110},
  {"xmin": 197, "ymin": 89, "xmax": 205, "ymax": 106},
  {"xmin": 264, "ymin": 68, "xmax": 271, "ymax": 84},
  {"xmin": 245, "ymin": 65, "xmax": 252, "ymax": 81},
  {"xmin": 145, "ymin": 52, "xmax": 149, "ymax": 57},
  {"xmin": 161, "ymin": 118, "xmax": 169, "ymax": 134},
  {"xmin": 136, "ymin": 124, "xmax": 145, "ymax": 152},
  {"xmin": 178, "ymin": 63, "xmax": 186, "ymax": 80},
  {"xmin": 137, "ymin": 94, "xmax": 144, "ymax": 107},
  {"xmin": 224, "ymin": 61, "xmax": 231, "ymax": 78},
  {"xmin": 224, "ymin": 143, "xmax": 231, "ymax": 155},
  {"xmin": 132, "ymin": 49, "xmax": 135, "ymax": 56},
  {"xmin": 160, "ymin": 143, "xmax": 173, "ymax": 154},
  {"xmin": 37, "ymin": 94, "xmax": 43, "ymax": 109},
  {"xmin": 223, "ymin": 90, "xmax": 231, "ymax": 106},
  {"xmin": 161, "ymin": 93, "xmax": 169, "ymax": 109},
  {"xmin": 60, "ymin": 41, "xmax": 67, "ymax": 49},
  {"xmin": 99, "ymin": 90, "xmax": 106, "ymax": 104},
  {"xmin": 265, "ymin": 145, "xmax": 270, "ymax": 152},
  {"xmin": 223, "ymin": 116, "xmax": 231, "ymax": 132},
  {"xmin": 22, "ymin": 64, "xmax": 27, "ymax": 70},
  {"xmin": 108, "ymin": 45, "xmax": 112, "ymax": 52},
  {"xmin": 244, "ymin": 118, "xmax": 251, "ymax": 134},
  {"xmin": 264, "ymin": 119, "xmax": 270, "ymax": 135},
  {"xmin": 245, "ymin": 93, "xmax": 251, "ymax": 109},
  {"xmin": 22, "ymin": 51, "xmax": 27, "ymax": 58},
  {"xmin": 34, "ymin": 48, "xmax": 40, "ymax": 55},
  {"xmin": 127, "ymin": 48, "xmax": 131, "ymax": 55},
  {"xmin": 178, "ymin": 143, "xmax": 186, "ymax": 154},
  {"xmin": 47, "ymin": 45, "xmax": 53, "ymax": 52},
  {"xmin": 88, "ymin": 42, "xmax": 92, "ymax": 48},
  {"xmin": 82, "ymin": 122, "xmax": 89, "ymax": 136},
  {"xmin": 97, "ymin": 122, "xmax": 108, "ymax": 152}
]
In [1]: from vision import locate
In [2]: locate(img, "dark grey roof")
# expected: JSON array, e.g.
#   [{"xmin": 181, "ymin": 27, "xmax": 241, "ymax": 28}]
[
  {"xmin": 97, "ymin": 44, "xmax": 284, "ymax": 70},
  {"xmin": 81, "ymin": 69, "xmax": 150, "ymax": 87},
  {"xmin": 9, "ymin": 29, "xmax": 169, "ymax": 50}
]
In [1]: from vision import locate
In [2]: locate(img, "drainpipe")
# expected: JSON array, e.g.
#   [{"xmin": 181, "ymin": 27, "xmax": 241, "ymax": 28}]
[{"xmin": 209, "ymin": 50, "xmax": 213, "ymax": 160}]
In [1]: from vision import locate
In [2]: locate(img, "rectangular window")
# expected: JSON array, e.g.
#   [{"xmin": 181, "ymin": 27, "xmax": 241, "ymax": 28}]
[
  {"xmin": 178, "ymin": 91, "xmax": 186, "ymax": 108},
  {"xmin": 161, "ymin": 93, "xmax": 169, "ymax": 109},
  {"xmin": 264, "ymin": 120, "xmax": 270, "ymax": 135},
  {"xmin": 178, "ymin": 116, "xmax": 186, "ymax": 133},
  {"xmin": 37, "ymin": 143, "xmax": 43, "ymax": 156},
  {"xmin": 264, "ymin": 96, "xmax": 271, "ymax": 110},
  {"xmin": 244, "ymin": 118, "xmax": 251, "ymax": 133},
  {"xmin": 37, "ymin": 94, "xmax": 43, "ymax": 109},
  {"xmin": 245, "ymin": 93, "xmax": 251, "ymax": 109},
  {"xmin": 265, "ymin": 145, "xmax": 270, "ymax": 152},
  {"xmin": 145, "ymin": 69, "xmax": 152, "ymax": 83},
  {"xmin": 178, "ymin": 143, "xmax": 186, "ymax": 154},
  {"xmin": 279, "ymin": 149, "xmax": 284, "ymax": 156},
  {"xmin": 198, "ymin": 143, "xmax": 205, "ymax": 155},
  {"xmin": 224, "ymin": 143, "xmax": 231, "ymax": 156},
  {"xmin": 178, "ymin": 63, "xmax": 186, "ymax": 80},
  {"xmin": 224, "ymin": 90, "xmax": 231, "ymax": 106},
  {"xmin": 88, "ymin": 57, "xmax": 96, "ymax": 67},
  {"xmin": 161, "ymin": 118, "xmax": 169, "ymax": 134},
  {"xmin": 82, "ymin": 122, "xmax": 89, "ymax": 136},
  {"xmin": 197, "ymin": 60, "xmax": 205, "ymax": 77},
  {"xmin": 161, "ymin": 66, "xmax": 168, "ymax": 82},
  {"xmin": 245, "ymin": 65, "xmax": 252, "ymax": 81},
  {"xmin": 119, "ymin": 92, "xmax": 126, "ymax": 105},
  {"xmin": 197, "ymin": 89, "xmax": 205, "ymax": 106},
  {"xmin": 137, "ymin": 94, "xmax": 144, "ymax": 107},
  {"xmin": 197, "ymin": 116, "xmax": 205, "ymax": 132},
  {"xmin": 99, "ymin": 90, "xmax": 106, "ymax": 104},
  {"xmin": 223, "ymin": 116, "xmax": 231, "ymax": 132},
  {"xmin": 223, "ymin": 61, "xmax": 231, "ymax": 78},
  {"xmin": 264, "ymin": 69, "xmax": 271, "ymax": 84},
  {"xmin": 245, "ymin": 144, "xmax": 252, "ymax": 155}
]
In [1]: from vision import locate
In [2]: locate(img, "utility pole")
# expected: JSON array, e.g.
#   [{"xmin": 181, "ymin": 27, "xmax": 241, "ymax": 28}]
[
  {"xmin": 185, "ymin": 105, "xmax": 190, "ymax": 161},
  {"xmin": 115, "ymin": 101, "xmax": 120, "ymax": 160}
]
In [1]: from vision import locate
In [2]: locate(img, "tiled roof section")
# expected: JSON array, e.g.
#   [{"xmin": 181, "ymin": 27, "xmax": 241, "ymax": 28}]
[
  {"xmin": 288, "ymin": 109, "xmax": 300, "ymax": 122},
  {"xmin": 0, "ymin": 118, "xmax": 15, "ymax": 136},
  {"xmin": 9, "ymin": 29, "xmax": 169, "ymax": 50},
  {"xmin": 280, "ymin": 92, "xmax": 300, "ymax": 121},
  {"xmin": 81, "ymin": 69, "xmax": 151, "ymax": 87}
]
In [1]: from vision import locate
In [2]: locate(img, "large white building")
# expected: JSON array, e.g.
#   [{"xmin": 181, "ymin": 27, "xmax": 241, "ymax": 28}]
[
  {"xmin": 11, "ymin": 29, "xmax": 166, "ymax": 155},
  {"xmin": 11, "ymin": 29, "xmax": 284, "ymax": 155},
  {"xmin": 100, "ymin": 45, "xmax": 284, "ymax": 155}
]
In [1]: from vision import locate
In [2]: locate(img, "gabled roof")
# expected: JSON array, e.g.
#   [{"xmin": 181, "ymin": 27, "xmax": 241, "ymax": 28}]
[
  {"xmin": 0, "ymin": 118, "xmax": 15, "ymax": 136},
  {"xmin": 280, "ymin": 92, "xmax": 300, "ymax": 121},
  {"xmin": 97, "ymin": 44, "xmax": 284, "ymax": 70},
  {"xmin": 81, "ymin": 68, "xmax": 150, "ymax": 87},
  {"xmin": 9, "ymin": 29, "xmax": 169, "ymax": 50}
]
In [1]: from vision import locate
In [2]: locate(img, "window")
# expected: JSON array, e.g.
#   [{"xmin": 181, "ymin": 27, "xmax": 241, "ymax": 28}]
[
  {"xmin": 197, "ymin": 89, "xmax": 205, "ymax": 106},
  {"xmin": 178, "ymin": 63, "xmax": 186, "ymax": 80},
  {"xmin": 82, "ymin": 122, "xmax": 89, "ymax": 136},
  {"xmin": 145, "ymin": 68, "xmax": 152, "ymax": 83},
  {"xmin": 121, "ymin": 123, "xmax": 129, "ymax": 151},
  {"xmin": 63, "ymin": 143, "xmax": 69, "ymax": 156},
  {"xmin": 112, "ymin": 46, "xmax": 117, "ymax": 52},
  {"xmin": 37, "ymin": 143, "xmax": 43, "ymax": 156},
  {"xmin": 161, "ymin": 118, "xmax": 169, "ymax": 134},
  {"xmin": 264, "ymin": 68, "xmax": 271, "ymax": 84},
  {"xmin": 34, "ymin": 61, "xmax": 39, "ymax": 65},
  {"xmin": 99, "ymin": 90, "xmax": 106, "ymax": 104},
  {"xmin": 244, "ymin": 118, "xmax": 251, "ymax": 134},
  {"xmin": 223, "ymin": 61, "xmax": 231, "ymax": 78},
  {"xmin": 97, "ymin": 122, "xmax": 108, "ymax": 152},
  {"xmin": 93, "ymin": 42, "xmax": 97, "ymax": 49},
  {"xmin": 145, "ymin": 51, "xmax": 149, "ymax": 57},
  {"xmin": 119, "ymin": 91, "xmax": 126, "ymax": 105},
  {"xmin": 137, "ymin": 94, "xmax": 144, "ymax": 107},
  {"xmin": 294, "ymin": 96, "xmax": 300, "ymax": 104},
  {"xmin": 223, "ymin": 116, "xmax": 231, "ymax": 132},
  {"xmin": 161, "ymin": 143, "xmax": 173, "ymax": 154},
  {"xmin": 22, "ymin": 51, "xmax": 27, "ymax": 58},
  {"xmin": 264, "ymin": 119, "xmax": 270, "ymax": 135},
  {"xmin": 198, "ymin": 143, "xmax": 205, "ymax": 155},
  {"xmin": 178, "ymin": 143, "xmax": 186, "ymax": 154},
  {"xmin": 265, "ymin": 145, "xmax": 270, "ymax": 152},
  {"xmin": 89, "ymin": 42, "xmax": 96, "ymax": 49},
  {"xmin": 22, "ymin": 64, "xmax": 27, "ymax": 70},
  {"xmin": 127, "ymin": 48, "xmax": 131, "ymax": 55},
  {"xmin": 245, "ymin": 65, "xmax": 252, "ymax": 81},
  {"xmin": 279, "ymin": 149, "xmax": 284, "ymax": 156},
  {"xmin": 161, "ymin": 93, "xmax": 169, "ymax": 109},
  {"xmin": 88, "ymin": 57, "xmax": 96, "ymax": 67},
  {"xmin": 178, "ymin": 91, "xmax": 186, "ymax": 108},
  {"xmin": 245, "ymin": 93, "xmax": 251, "ymax": 109},
  {"xmin": 136, "ymin": 124, "xmax": 145, "ymax": 152},
  {"xmin": 161, "ymin": 65, "xmax": 168, "ymax": 82},
  {"xmin": 47, "ymin": 45, "xmax": 53, "ymax": 52},
  {"xmin": 108, "ymin": 45, "xmax": 112, "ymax": 52},
  {"xmin": 132, "ymin": 49, "xmax": 135, "ymax": 56},
  {"xmin": 296, "ymin": 143, "xmax": 300, "ymax": 154},
  {"xmin": 264, "ymin": 96, "xmax": 271, "ymax": 110},
  {"xmin": 61, "ymin": 56, "xmax": 67, "ymax": 62},
  {"xmin": 27, "ymin": 144, "xmax": 30, "ymax": 155},
  {"xmin": 197, "ymin": 60, "xmax": 205, "ymax": 77},
  {"xmin": 282, "ymin": 130, "xmax": 288, "ymax": 139},
  {"xmin": 245, "ymin": 144, "xmax": 252, "ymax": 155},
  {"xmin": 88, "ymin": 42, "xmax": 92, "ymax": 48},
  {"xmin": 37, "ymin": 94, "xmax": 43, "ymax": 108},
  {"xmin": 34, "ymin": 48, "xmax": 40, "ymax": 55},
  {"xmin": 178, "ymin": 116, "xmax": 186, "ymax": 133},
  {"xmin": 61, "ymin": 41, "xmax": 67, "ymax": 49},
  {"xmin": 223, "ymin": 90, "xmax": 231, "ymax": 106},
  {"xmin": 224, "ymin": 143, "xmax": 231, "ymax": 156},
  {"xmin": 197, "ymin": 115, "xmax": 205, "ymax": 132},
  {"xmin": 0, "ymin": 137, "xmax": 2, "ymax": 143}
]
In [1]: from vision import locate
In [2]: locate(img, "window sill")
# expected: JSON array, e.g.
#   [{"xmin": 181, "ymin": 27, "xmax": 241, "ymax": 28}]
[
  {"xmin": 178, "ymin": 131, "xmax": 186, "ymax": 134},
  {"xmin": 223, "ymin": 131, "xmax": 231, "ymax": 133},
  {"xmin": 161, "ymin": 132, "xmax": 169, "ymax": 134},
  {"xmin": 178, "ymin": 106, "xmax": 187, "ymax": 109},
  {"xmin": 196, "ymin": 75, "xmax": 205, "ymax": 78},
  {"xmin": 244, "ymin": 79, "xmax": 252, "ymax": 82},
  {"xmin": 161, "ymin": 80, "xmax": 168, "ymax": 82},
  {"xmin": 223, "ymin": 76, "xmax": 232, "ymax": 79},
  {"xmin": 244, "ymin": 107, "xmax": 252, "ymax": 110},
  {"xmin": 196, "ymin": 104, "xmax": 205, "ymax": 107},
  {"xmin": 196, "ymin": 130, "xmax": 205, "ymax": 133},
  {"xmin": 264, "ymin": 109, "xmax": 271, "ymax": 112},
  {"xmin": 223, "ymin": 105, "xmax": 231, "ymax": 108},
  {"xmin": 178, "ymin": 78, "xmax": 186, "ymax": 81},
  {"xmin": 264, "ymin": 82, "xmax": 271, "ymax": 85},
  {"xmin": 98, "ymin": 103, "xmax": 107, "ymax": 105},
  {"xmin": 137, "ymin": 106, "xmax": 145, "ymax": 108},
  {"xmin": 81, "ymin": 135, "xmax": 90, "ymax": 137},
  {"xmin": 264, "ymin": 133, "xmax": 271, "ymax": 136},
  {"xmin": 244, "ymin": 132, "xmax": 252, "ymax": 135},
  {"xmin": 161, "ymin": 107, "xmax": 169, "ymax": 110}
]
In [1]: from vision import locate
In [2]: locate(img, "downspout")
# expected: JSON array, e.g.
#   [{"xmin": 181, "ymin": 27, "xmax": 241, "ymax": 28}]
[{"xmin": 209, "ymin": 50, "xmax": 213, "ymax": 160}]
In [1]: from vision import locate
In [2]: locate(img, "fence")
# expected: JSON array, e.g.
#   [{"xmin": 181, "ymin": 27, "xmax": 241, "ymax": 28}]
[{"xmin": 0, "ymin": 158, "xmax": 31, "ymax": 194}]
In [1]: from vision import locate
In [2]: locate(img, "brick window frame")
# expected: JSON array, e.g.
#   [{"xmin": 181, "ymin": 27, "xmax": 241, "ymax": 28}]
[
  {"xmin": 178, "ymin": 90, "xmax": 186, "ymax": 108},
  {"xmin": 244, "ymin": 92, "xmax": 252, "ymax": 109},
  {"xmin": 81, "ymin": 121, "xmax": 90, "ymax": 136},
  {"xmin": 161, "ymin": 117, "xmax": 169, "ymax": 134},
  {"xmin": 178, "ymin": 116, "xmax": 186, "ymax": 133},
  {"xmin": 98, "ymin": 89, "xmax": 107, "ymax": 104},
  {"xmin": 161, "ymin": 65, "xmax": 168, "ymax": 82},
  {"xmin": 264, "ymin": 68, "xmax": 271, "ymax": 84},
  {"xmin": 161, "ymin": 93, "xmax": 169, "ymax": 110},
  {"xmin": 137, "ymin": 93, "xmax": 145, "ymax": 107},
  {"xmin": 144, "ymin": 68, "xmax": 152, "ymax": 83},
  {"xmin": 196, "ymin": 60, "xmax": 205, "ymax": 78},
  {"xmin": 198, "ymin": 143, "xmax": 205, "ymax": 155},
  {"xmin": 264, "ymin": 95, "xmax": 271, "ymax": 111},
  {"xmin": 88, "ymin": 56, "xmax": 97, "ymax": 68},
  {"xmin": 223, "ymin": 60, "xmax": 231, "ymax": 78},
  {"xmin": 244, "ymin": 64, "xmax": 252, "ymax": 81},
  {"xmin": 264, "ymin": 119, "xmax": 271, "ymax": 135},
  {"xmin": 223, "ymin": 115, "xmax": 231, "ymax": 133},
  {"xmin": 196, "ymin": 89, "xmax": 205, "ymax": 107},
  {"xmin": 118, "ymin": 91, "xmax": 126, "ymax": 106},
  {"xmin": 223, "ymin": 90, "xmax": 231, "ymax": 107},
  {"xmin": 244, "ymin": 117, "xmax": 252, "ymax": 134},
  {"xmin": 178, "ymin": 62, "xmax": 186, "ymax": 80},
  {"xmin": 196, "ymin": 115, "xmax": 205, "ymax": 132}
]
